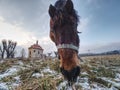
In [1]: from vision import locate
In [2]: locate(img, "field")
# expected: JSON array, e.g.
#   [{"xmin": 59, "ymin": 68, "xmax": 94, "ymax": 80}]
[{"xmin": 0, "ymin": 55, "xmax": 120, "ymax": 90}]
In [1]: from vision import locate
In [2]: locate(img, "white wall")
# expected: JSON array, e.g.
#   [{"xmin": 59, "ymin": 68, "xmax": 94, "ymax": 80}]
[{"xmin": 29, "ymin": 48, "xmax": 43, "ymax": 58}]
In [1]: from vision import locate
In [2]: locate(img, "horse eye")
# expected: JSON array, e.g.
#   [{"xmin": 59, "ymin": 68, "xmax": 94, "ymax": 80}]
[
  {"xmin": 50, "ymin": 28, "xmax": 54, "ymax": 32},
  {"xmin": 59, "ymin": 9, "xmax": 63, "ymax": 12}
]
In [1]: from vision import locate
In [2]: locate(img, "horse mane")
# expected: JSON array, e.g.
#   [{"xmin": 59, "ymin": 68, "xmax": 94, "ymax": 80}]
[
  {"xmin": 54, "ymin": 0, "xmax": 66, "ymax": 9},
  {"xmin": 53, "ymin": 0, "xmax": 80, "ymax": 28}
]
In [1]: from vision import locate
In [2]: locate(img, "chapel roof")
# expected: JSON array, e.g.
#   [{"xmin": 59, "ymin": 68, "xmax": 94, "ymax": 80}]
[{"xmin": 28, "ymin": 41, "xmax": 43, "ymax": 50}]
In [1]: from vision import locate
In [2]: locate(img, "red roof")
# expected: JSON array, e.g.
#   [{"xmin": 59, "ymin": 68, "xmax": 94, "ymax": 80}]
[{"xmin": 29, "ymin": 44, "xmax": 43, "ymax": 50}]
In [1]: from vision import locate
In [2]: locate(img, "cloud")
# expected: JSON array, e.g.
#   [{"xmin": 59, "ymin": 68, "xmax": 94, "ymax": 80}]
[
  {"xmin": 78, "ymin": 17, "xmax": 90, "ymax": 32},
  {"xmin": 86, "ymin": 0, "xmax": 100, "ymax": 9},
  {"xmin": 87, "ymin": 0, "xmax": 98, "ymax": 4},
  {"xmin": 79, "ymin": 42, "xmax": 120, "ymax": 53},
  {"xmin": 0, "ymin": 16, "xmax": 36, "ymax": 46},
  {"xmin": 0, "ymin": 16, "xmax": 56, "ymax": 55},
  {"xmin": 0, "ymin": 0, "xmax": 54, "ymax": 34},
  {"xmin": 39, "ymin": 37, "xmax": 56, "ymax": 53},
  {"xmin": 1, "ymin": 0, "xmax": 119, "ymax": 56},
  {"xmin": 87, "ymin": 0, "xmax": 94, "ymax": 4},
  {"xmin": 0, "ymin": 16, "xmax": 4, "ymax": 21},
  {"xmin": 94, "ymin": 42, "xmax": 120, "ymax": 53},
  {"xmin": 22, "ymin": 36, "xmax": 56, "ymax": 54}
]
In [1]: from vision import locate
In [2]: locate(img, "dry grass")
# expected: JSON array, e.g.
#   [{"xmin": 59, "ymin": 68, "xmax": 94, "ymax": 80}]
[
  {"xmin": 81, "ymin": 54, "xmax": 120, "ymax": 61},
  {"xmin": 15, "ymin": 59, "xmax": 63, "ymax": 90},
  {"xmin": 16, "ymin": 76, "xmax": 62, "ymax": 90},
  {"xmin": 0, "ymin": 59, "xmax": 19, "ymax": 73},
  {"xmin": 0, "ymin": 55, "xmax": 120, "ymax": 90}
]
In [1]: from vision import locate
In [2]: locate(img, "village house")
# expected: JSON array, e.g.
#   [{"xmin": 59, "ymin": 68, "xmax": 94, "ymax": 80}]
[{"xmin": 28, "ymin": 41, "xmax": 44, "ymax": 59}]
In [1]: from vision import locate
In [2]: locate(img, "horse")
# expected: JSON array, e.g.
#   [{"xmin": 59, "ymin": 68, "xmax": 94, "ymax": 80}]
[{"xmin": 48, "ymin": 0, "xmax": 80, "ymax": 85}]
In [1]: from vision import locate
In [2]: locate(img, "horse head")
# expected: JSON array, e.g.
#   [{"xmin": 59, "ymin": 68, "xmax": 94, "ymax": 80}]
[{"xmin": 48, "ymin": 0, "xmax": 80, "ymax": 84}]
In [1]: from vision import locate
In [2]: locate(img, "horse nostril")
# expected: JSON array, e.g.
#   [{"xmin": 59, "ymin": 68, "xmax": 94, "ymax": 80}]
[
  {"xmin": 60, "ymin": 67, "xmax": 64, "ymax": 75},
  {"xmin": 60, "ymin": 66, "xmax": 80, "ymax": 82},
  {"xmin": 74, "ymin": 66, "xmax": 81, "ymax": 77},
  {"xmin": 71, "ymin": 66, "xmax": 80, "ymax": 82},
  {"xmin": 60, "ymin": 67, "xmax": 69, "ymax": 79}
]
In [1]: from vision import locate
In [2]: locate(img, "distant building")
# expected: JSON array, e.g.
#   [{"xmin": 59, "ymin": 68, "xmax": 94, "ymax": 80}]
[{"xmin": 28, "ymin": 41, "xmax": 44, "ymax": 59}]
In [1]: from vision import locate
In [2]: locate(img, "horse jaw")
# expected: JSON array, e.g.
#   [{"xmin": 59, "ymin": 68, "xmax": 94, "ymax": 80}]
[{"xmin": 58, "ymin": 49, "xmax": 80, "ymax": 71}]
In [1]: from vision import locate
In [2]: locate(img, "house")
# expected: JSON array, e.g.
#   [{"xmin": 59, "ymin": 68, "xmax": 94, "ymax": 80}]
[{"xmin": 28, "ymin": 41, "xmax": 44, "ymax": 59}]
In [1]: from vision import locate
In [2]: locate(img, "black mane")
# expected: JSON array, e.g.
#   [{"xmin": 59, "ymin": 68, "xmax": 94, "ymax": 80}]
[
  {"xmin": 54, "ymin": 0, "xmax": 79, "ymax": 26},
  {"xmin": 55, "ymin": 0, "xmax": 66, "ymax": 9}
]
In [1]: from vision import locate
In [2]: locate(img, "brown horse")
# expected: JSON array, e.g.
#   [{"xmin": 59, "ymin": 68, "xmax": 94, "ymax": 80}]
[{"xmin": 48, "ymin": 0, "xmax": 80, "ymax": 85}]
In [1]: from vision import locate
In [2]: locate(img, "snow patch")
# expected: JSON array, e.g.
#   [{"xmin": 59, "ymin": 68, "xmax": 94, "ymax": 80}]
[
  {"xmin": 101, "ymin": 77, "xmax": 120, "ymax": 89},
  {"xmin": 57, "ymin": 81, "xmax": 68, "ymax": 90},
  {"xmin": 32, "ymin": 73, "xmax": 44, "ymax": 78},
  {"xmin": 0, "ymin": 83, "xmax": 9, "ymax": 90},
  {"xmin": 0, "ymin": 60, "xmax": 4, "ymax": 63},
  {"xmin": 81, "ymin": 72, "xmax": 88, "ymax": 75},
  {"xmin": 13, "ymin": 76, "xmax": 21, "ymax": 86},
  {"xmin": 0, "ymin": 66, "xmax": 19, "ymax": 80},
  {"xmin": 17, "ymin": 61, "xmax": 24, "ymax": 66},
  {"xmin": 41, "ymin": 67, "xmax": 56, "ymax": 74},
  {"xmin": 90, "ymin": 83, "xmax": 108, "ymax": 90},
  {"xmin": 76, "ymin": 77, "xmax": 90, "ymax": 89},
  {"xmin": 115, "ymin": 73, "xmax": 120, "ymax": 81}
]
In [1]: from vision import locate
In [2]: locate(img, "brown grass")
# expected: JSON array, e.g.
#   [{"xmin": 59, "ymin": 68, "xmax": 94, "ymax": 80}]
[{"xmin": 0, "ymin": 55, "xmax": 120, "ymax": 89}]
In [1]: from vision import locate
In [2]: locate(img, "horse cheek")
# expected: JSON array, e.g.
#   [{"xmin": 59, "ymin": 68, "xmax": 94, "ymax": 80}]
[
  {"xmin": 59, "ymin": 53, "xmax": 62, "ymax": 67},
  {"xmin": 50, "ymin": 31, "xmax": 55, "ymax": 42}
]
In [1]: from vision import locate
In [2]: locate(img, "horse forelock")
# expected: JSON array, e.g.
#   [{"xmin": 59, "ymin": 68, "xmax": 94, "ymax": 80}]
[
  {"xmin": 55, "ymin": 0, "xmax": 66, "ymax": 9},
  {"xmin": 51, "ymin": 0, "xmax": 79, "ymax": 28}
]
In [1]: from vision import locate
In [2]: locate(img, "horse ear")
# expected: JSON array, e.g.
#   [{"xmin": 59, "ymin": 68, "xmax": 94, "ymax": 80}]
[
  {"xmin": 49, "ymin": 4, "xmax": 56, "ymax": 18},
  {"xmin": 64, "ymin": 0, "xmax": 73, "ymax": 14}
]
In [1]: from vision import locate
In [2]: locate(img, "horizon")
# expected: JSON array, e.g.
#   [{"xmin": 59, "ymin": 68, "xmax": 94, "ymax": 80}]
[{"xmin": 0, "ymin": 0, "xmax": 120, "ymax": 57}]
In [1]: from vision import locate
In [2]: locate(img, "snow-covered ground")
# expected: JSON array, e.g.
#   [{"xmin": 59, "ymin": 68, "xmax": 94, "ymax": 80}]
[
  {"xmin": 0, "ymin": 59, "xmax": 120, "ymax": 90},
  {"xmin": 0, "ymin": 67, "xmax": 20, "ymax": 90},
  {"xmin": 32, "ymin": 73, "xmax": 44, "ymax": 78},
  {"xmin": 0, "ymin": 83, "xmax": 9, "ymax": 90},
  {"xmin": 57, "ymin": 75, "xmax": 120, "ymax": 90},
  {"xmin": 0, "ymin": 66, "xmax": 19, "ymax": 80},
  {"xmin": 41, "ymin": 67, "xmax": 56, "ymax": 75}
]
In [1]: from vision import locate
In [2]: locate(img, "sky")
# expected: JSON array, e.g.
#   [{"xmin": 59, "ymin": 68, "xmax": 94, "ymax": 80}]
[{"xmin": 0, "ymin": 0, "xmax": 120, "ymax": 56}]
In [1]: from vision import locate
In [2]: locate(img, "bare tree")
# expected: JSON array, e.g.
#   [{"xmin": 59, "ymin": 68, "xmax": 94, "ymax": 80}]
[
  {"xmin": 47, "ymin": 52, "xmax": 52, "ymax": 57},
  {"xmin": 3, "ymin": 40, "xmax": 17, "ymax": 58},
  {"xmin": 20, "ymin": 48, "xmax": 26, "ymax": 59},
  {"xmin": 0, "ymin": 51, "xmax": 1, "ymax": 59},
  {"xmin": 11, "ymin": 50, "xmax": 17, "ymax": 58},
  {"xmin": 54, "ymin": 51, "xmax": 58, "ymax": 58},
  {"xmin": 0, "ymin": 40, "xmax": 6, "ymax": 59}
]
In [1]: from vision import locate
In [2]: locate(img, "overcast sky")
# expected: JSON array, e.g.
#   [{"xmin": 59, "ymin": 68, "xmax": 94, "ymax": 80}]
[{"xmin": 0, "ymin": 0, "xmax": 120, "ymax": 55}]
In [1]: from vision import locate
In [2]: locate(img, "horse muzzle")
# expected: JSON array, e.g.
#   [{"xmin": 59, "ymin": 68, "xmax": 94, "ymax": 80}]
[{"xmin": 60, "ymin": 66, "xmax": 80, "ymax": 83}]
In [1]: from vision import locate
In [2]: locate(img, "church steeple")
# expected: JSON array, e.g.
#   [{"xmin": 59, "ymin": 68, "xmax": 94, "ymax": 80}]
[{"xmin": 36, "ymin": 40, "xmax": 38, "ymax": 45}]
